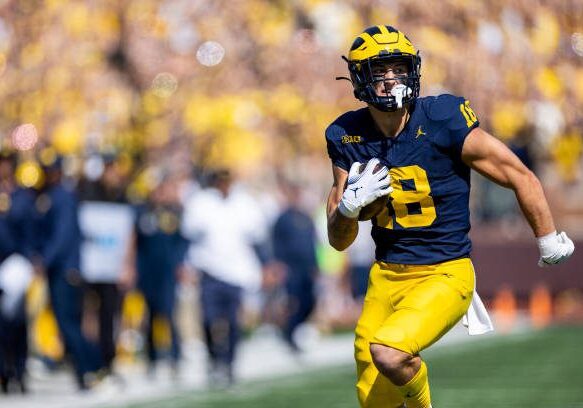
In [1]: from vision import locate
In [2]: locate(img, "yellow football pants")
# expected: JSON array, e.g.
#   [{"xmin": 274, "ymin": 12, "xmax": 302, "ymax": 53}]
[{"xmin": 355, "ymin": 257, "xmax": 475, "ymax": 408}]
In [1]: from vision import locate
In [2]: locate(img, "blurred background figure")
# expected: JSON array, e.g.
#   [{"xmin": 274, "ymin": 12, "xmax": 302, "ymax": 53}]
[
  {"xmin": 121, "ymin": 172, "xmax": 189, "ymax": 378},
  {"xmin": 344, "ymin": 222, "xmax": 375, "ymax": 305},
  {"xmin": 32, "ymin": 149, "xmax": 102, "ymax": 390},
  {"xmin": 78, "ymin": 153, "xmax": 128, "ymax": 203},
  {"xmin": 0, "ymin": 149, "xmax": 35, "ymax": 393},
  {"xmin": 181, "ymin": 168, "xmax": 270, "ymax": 387},
  {"xmin": 78, "ymin": 153, "xmax": 133, "ymax": 380},
  {"xmin": 271, "ymin": 179, "xmax": 319, "ymax": 352}
]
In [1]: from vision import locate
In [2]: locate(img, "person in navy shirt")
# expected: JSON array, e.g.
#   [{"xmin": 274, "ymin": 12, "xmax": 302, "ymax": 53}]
[
  {"xmin": 33, "ymin": 151, "xmax": 101, "ymax": 390},
  {"xmin": 0, "ymin": 149, "xmax": 35, "ymax": 393},
  {"xmin": 122, "ymin": 176, "xmax": 189, "ymax": 376},
  {"xmin": 326, "ymin": 25, "xmax": 575, "ymax": 408},
  {"xmin": 272, "ymin": 180, "xmax": 319, "ymax": 351}
]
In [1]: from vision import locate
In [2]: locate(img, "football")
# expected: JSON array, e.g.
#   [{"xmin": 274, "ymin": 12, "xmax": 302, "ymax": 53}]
[
  {"xmin": 355, "ymin": 161, "xmax": 390, "ymax": 221},
  {"xmin": 358, "ymin": 195, "xmax": 389, "ymax": 221}
]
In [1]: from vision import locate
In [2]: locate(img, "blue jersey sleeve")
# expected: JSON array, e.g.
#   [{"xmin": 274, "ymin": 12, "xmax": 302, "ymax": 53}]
[
  {"xmin": 325, "ymin": 123, "xmax": 350, "ymax": 171},
  {"xmin": 427, "ymin": 94, "xmax": 479, "ymax": 155}
]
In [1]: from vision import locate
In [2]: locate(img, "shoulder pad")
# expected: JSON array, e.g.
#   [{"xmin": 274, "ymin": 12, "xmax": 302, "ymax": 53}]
[
  {"xmin": 418, "ymin": 94, "xmax": 479, "ymax": 153},
  {"xmin": 326, "ymin": 109, "xmax": 369, "ymax": 139},
  {"xmin": 422, "ymin": 94, "xmax": 466, "ymax": 122}
]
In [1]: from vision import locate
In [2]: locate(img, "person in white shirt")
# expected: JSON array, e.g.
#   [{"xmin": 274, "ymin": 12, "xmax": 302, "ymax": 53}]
[{"xmin": 181, "ymin": 169, "xmax": 269, "ymax": 386}]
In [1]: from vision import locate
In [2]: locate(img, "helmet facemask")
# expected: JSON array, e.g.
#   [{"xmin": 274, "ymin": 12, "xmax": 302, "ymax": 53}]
[{"xmin": 346, "ymin": 53, "xmax": 421, "ymax": 112}]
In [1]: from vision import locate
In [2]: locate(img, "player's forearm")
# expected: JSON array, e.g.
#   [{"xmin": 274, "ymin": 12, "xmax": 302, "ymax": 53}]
[
  {"xmin": 327, "ymin": 208, "xmax": 358, "ymax": 251},
  {"xmin": 513, "ymin": 171, "xmax": 556, "ymax": 237}
]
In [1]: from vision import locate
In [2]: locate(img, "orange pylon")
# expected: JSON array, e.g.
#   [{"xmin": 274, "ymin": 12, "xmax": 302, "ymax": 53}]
[
  {"xmin": 492, "ymin": 285, "xmax": 517, "ymax": 333},
  {"xmin": 529, "ymin": 284, "xmax": 552, "ymax": 328}
]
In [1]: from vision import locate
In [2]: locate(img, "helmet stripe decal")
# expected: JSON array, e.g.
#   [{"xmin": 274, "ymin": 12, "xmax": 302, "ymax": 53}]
[{"xmin": 378, "ymin": 25, "xmax": 390, "ymax": 37}]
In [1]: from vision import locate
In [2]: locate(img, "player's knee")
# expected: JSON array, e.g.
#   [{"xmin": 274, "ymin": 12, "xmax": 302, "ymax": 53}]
[
  {"xmin": 370, "ymin": 343, "xmax": 415, "ymax": 382},
  {"xmin": 369, "ymin": 343, "xmax": 405, "ymax": 373}
]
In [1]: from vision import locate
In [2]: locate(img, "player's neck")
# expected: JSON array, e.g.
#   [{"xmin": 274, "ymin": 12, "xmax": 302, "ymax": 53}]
[{"xmin": 368, "ymin": 105, "xmax": 410, "ymax": 139}]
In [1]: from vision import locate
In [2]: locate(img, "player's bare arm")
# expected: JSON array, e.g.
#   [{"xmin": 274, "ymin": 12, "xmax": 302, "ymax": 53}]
[
  {"xmin": 326, "ymin": 164, "xmax": 358, "ymax": 251},
  {"xmin": 461, "ymin": 127, "xmax": 574, "ymax": 265},
  {"xmin": 461, "ymin": 127, "xmax": 554, "ymax": 237}
]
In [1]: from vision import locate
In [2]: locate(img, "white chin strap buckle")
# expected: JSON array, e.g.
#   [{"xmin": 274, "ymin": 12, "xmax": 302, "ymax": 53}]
[{"xmin": 390, "ymin": 84, "xmax": 412, "ymax": 108}]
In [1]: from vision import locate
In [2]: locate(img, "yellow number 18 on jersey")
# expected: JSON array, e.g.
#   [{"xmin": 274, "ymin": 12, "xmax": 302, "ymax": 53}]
[{"xmin": 376, "ymin": 165, "xmax": 436, "ymax": 229}]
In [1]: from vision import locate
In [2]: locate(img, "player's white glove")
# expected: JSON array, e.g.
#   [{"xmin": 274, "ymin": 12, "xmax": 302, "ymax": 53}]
[
  {"xmin": 337, "ymin": 158, "xmax": 393, "ymax": 219},
  {"xmin": 537, "ymin": 231, "xmax": 575, "ymax": 267}
]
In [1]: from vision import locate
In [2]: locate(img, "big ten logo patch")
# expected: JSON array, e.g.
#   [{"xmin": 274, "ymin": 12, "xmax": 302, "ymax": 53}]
[{"xmin": 342, "ymin": 135, "xmax": 362, "ymax": 144}]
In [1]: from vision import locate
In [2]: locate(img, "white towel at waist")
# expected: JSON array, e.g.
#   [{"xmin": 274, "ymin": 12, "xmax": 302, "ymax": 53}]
[{"xmin": 462, "ymin": 290, "xmax": 494, "ymax": 335}]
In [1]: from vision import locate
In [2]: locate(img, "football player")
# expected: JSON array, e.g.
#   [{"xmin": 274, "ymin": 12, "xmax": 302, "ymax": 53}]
[{"xmin": 325, "ymin": 25, "xmax": 575, "ymax": 408}]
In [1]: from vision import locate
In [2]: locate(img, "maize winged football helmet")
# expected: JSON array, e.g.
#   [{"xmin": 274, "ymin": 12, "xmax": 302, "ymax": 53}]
[{"xmin": 339, "ymin": 25, "xmax": 421, "ymax": 112}]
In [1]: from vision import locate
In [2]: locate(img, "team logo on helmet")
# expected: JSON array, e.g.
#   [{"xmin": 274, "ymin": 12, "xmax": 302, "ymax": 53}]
[{"xmin": 337, "ymin": 25, "xmax": 421, "ymax": 112}]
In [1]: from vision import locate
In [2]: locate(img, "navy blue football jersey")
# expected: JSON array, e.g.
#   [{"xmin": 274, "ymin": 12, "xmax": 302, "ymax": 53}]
[{"xmin": 326, "ymin": 94, "xmax": 479, "ymax": 265}]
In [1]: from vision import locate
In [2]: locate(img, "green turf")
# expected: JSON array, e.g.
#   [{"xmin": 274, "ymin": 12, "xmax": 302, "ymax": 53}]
[
  {"xmin": 126, "ymin": 325, "xmax": 583, "ymax": 408},
  {"xmin": 428, "ymin": 326, "xmax": 583, "ymax": 408}
]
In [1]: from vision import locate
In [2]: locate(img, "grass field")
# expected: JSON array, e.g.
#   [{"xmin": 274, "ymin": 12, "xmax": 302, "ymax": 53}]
[{"xmin": 127, "ymin": 325, "xmax": 583, "ymax": 408}]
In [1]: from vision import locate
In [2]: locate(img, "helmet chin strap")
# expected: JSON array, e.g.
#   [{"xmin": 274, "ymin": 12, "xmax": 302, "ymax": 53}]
[{"xmin": 390, "ymin": 84, "xmax": 412, "ymax": 109}]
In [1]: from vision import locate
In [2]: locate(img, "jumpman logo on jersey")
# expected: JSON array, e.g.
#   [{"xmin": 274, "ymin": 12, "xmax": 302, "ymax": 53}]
[
  {"xmin": 349, "ymin": 186, "xmax": 362, "ymax": 198},
  {"xmin": 416, "ymin": 126, "xmax": 426, "ymax": 139}
]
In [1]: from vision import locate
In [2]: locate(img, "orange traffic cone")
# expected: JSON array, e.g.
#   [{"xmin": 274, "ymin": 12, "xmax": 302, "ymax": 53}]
[
  {"xmin": 492, "ymin": 285, "xmax": 517, "ymax": 333},
  {"xmin": 529, "ymin": 284, "xmax": 552, "ymax": 328}
]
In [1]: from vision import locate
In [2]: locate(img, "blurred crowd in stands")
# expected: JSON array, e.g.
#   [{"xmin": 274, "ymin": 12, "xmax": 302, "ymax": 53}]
[
  {"xmin": 0, "ymin": 0, "xmax": 581, "ymax": 220},
  {"xmin": 0, "ymin": 0, "xmax": 581, "ymax": 397}
]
